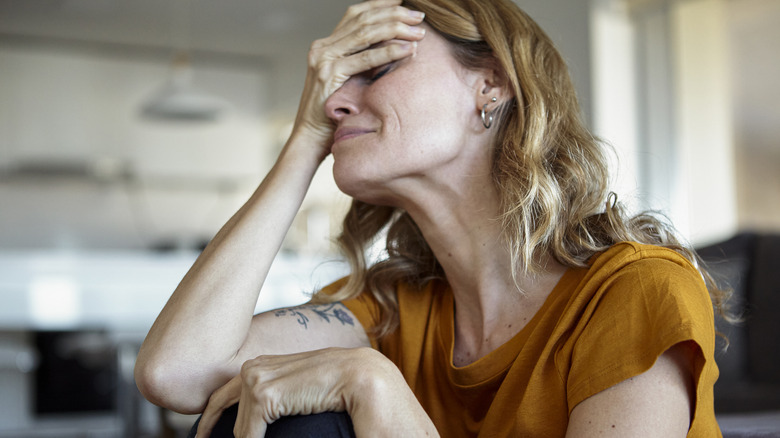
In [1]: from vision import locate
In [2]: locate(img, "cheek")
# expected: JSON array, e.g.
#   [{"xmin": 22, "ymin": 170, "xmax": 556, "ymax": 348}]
[{"xmin": 394, "ymin": 89, "xmax": 475, "ymax": 156}]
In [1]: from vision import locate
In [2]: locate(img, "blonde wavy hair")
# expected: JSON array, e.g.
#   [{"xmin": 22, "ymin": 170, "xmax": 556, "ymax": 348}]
[{"xmin": 312, "ymin": 0, "xmax": 732, "ymax": 337}]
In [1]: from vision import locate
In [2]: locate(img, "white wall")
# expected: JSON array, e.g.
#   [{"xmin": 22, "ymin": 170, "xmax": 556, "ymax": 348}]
[
  {"xmin": 729, "ymin": 0, "xmax": 780, "ymax": 233},
  {"xmin": 0, "ymin": 42, "xmax": 271, "ymax": 250},
  {"xmin": 590, "ymin": 0, "xmax": 641, "ymax": 208},
  {"xmin": 592, "ymin": 0, "xmax": 742, "ymax": 246},
  {"xmin": 516, "ymin": 0, "xmax": 593, "ymax": 124},
  {"xmin": 671, "ymin": 0, "xmax": 737, "ymax": 244}
]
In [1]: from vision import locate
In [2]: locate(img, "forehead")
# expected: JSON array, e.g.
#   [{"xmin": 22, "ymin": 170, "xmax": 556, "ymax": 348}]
[
  {"xmin": 416, "ymin": 23, "xmax": 454, "ymax": 56},
  {"xmin": 369, "ymin": 23, "xmax": 452, "ymax": 56},
  {"xmin": 401, "ymin": 25, "xmax": 463, "ymax": 74}
]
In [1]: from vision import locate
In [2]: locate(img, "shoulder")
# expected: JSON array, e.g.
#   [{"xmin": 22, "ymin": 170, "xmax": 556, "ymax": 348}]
[
  {"xmin": 563, "ymin": 243, "xmax": 718, "ymax": 413},
  {"xmin": 562, "ymin": 243, "xmax": 721, "ymax": 434},
  {"xmin": 589, "ymin": 241, "xmax": 700, "ymax": 274},
  {"xmin": 581, "ymin": 242, "xmax": 709, "ymax": 306},
  {"xmin": 578, "ymin": 241, "xmax": 712, "ymax": 328}
]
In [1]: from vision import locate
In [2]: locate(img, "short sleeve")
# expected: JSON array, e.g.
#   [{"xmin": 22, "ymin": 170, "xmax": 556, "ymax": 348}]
[
  {"xmin": 316, "ymin": 278, "xmax": 380, "ymax": 350},
  {"xmin": 316, "ymin": 277, "xmax": 382, "ymax": 349},
  {"xmin": 566, "ymin": 255, "xmax": 716, "ymax": 411}
]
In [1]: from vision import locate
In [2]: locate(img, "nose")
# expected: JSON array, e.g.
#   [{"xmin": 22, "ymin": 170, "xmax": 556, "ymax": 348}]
[{"xmin": 324, "ymin": 78, "xmax": 361, "ymax": 123}]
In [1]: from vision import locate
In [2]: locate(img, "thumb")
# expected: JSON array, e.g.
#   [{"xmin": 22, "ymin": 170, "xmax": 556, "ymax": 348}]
[{"xmin": 196, "ymin": 376, "xmax": 243, "ymax": 437}]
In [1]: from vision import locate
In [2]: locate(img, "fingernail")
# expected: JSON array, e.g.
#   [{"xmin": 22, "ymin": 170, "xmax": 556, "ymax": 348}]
[
  {"xmin": 409, "ymin": 10, "xmax": 425, "ymax": 20},
  {"xmin": 411, "ymin": 26, "xmax": 426, "ymax": 36}
]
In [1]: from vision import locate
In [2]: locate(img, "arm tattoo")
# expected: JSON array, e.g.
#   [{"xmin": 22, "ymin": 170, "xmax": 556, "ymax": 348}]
[{"xmin": 273, "ymin": 302, "xmax": 355, "ymax": 330}]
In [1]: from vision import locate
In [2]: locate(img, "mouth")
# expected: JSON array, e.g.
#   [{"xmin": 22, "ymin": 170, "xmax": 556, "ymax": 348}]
[{"xmin": 333, "ymin": 127, "xmax": 374, "ymax": 143}]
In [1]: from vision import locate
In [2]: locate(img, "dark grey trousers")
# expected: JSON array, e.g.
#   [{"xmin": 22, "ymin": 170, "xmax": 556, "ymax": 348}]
[{"xmin": 187, "ymin": 404, "xmax": 356, "ymax": 438}]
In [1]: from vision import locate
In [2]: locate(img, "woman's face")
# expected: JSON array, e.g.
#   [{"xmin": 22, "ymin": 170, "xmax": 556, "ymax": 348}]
[{"xmin": 324, "ymin": 26, "xmax": 494, "ymax": 207}]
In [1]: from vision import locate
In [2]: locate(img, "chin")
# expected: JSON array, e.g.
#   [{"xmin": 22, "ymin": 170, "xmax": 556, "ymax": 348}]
[
  {"xmin": 335, "ymin": 180, "xmax": 386, "ymax": 206},
  {"xmin": 333, "ymin": 174, "xmax": 396, "ymax": 207},
  {"xmin": 333, "ymin": 161, "xmax": 368, "ymax": 195},
  {"xmin": 332, "ymin": 156, "xmax": 403, "ymax": 207}
]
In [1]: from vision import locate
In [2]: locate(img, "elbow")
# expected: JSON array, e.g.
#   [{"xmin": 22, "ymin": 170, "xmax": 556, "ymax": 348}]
[{"xmin": 134, "ymin": 356, "xmax": 208, "ymax": 415}]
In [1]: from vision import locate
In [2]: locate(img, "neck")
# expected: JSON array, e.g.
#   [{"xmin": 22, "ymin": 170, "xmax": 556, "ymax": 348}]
[
  {"xmin": 400, "ymin": 185, "xmax": 567, "ymax": 367},
  {"xmin": 376, "ymin": 135, "xmax": 567, "ymax": 366}
]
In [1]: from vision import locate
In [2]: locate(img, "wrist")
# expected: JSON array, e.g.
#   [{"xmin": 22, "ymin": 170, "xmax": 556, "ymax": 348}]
[
  {"xmin": 344, "ymin": 348, "xmax": 392, "ymax": 409},
  {"xmin": 344, "ymin": 348, "xmax": 439, "ymax": 437},
  {"xmin": 268, "ymin": 135, "xmax": 328, "ymax": 189},
  {"xmin": 283, "ymin": 123, "xmax": 332, "ymax": 164}
]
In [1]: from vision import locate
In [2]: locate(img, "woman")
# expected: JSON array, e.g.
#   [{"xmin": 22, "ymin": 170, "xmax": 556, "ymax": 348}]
[{"xmin": 135, "ymin": 0, "xmax": 726, "ymax": 436}]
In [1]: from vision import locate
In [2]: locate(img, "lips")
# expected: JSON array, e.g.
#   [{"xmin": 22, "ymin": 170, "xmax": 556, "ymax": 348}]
[{"xmin": 333, "ymin": 126, "xmax": 374, "ymax": 143}]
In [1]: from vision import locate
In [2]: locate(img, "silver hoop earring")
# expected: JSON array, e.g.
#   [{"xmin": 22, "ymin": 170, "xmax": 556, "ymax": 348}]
[{"xmin": 481, "ymin": 97, "xmax": 497, "ymax": 129}]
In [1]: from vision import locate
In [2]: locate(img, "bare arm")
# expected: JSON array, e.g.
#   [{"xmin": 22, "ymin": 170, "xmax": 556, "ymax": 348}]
[
  {"xmin": 565, "ymin": 342, "xmax": 696, "ymax": 437},
  {"xmin": 134, "ymin": 142, "xmax": 332, "ymax": 413},
  {"xmin": 134, "ymin": 0, "xmax": 426, "ymax": 415}
]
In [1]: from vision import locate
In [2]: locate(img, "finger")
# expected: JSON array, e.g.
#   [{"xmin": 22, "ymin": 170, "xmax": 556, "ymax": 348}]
[
  {"xmin": 233, "ymin": 370, "xmax": 273, "ymax": 438},
  {"xmin": 323, "ymin": 2, "xmax": 425, "ymax": 58},
  {"xmin": 332, "ymin": 40, "xmax": 419, "ymax": 81},
  {"xmin": 234, "ymin": 380, "xmax": 268, "ymax": 438},
  {"xmin": 316, "ymin": 14, "xmax": 424, "ymax": 66},
  {"xmin": 239, "ymin": 354, "xmax": 300, "ymax": 381},
  {"xmin": 338, "ymin": 3, "xmax": 425, "ymax": 31},
  {"xmin": 240, "ymin": 349, "xmax": 337, "ymax": 379},
  {"xmin": 332, "ymin": 21, "xmax": 426, "ymax": 58},
  {"xmin": 306, "ymin": 4, "xmax": 425, "ymax": 101},
  {"xmin": 331, "ymin": 6, "xmax": 425, "ymax": 51},
  {"xmin": 246, "ymin": 347, "xmax": 345, "ymax": 368},
  {"xmin": 310, "ymin": 25, "xmax": 422, "ymax": 92},
  {"xmin": 196, "ymin": 399, "xmax": 226, "ymax": 438},
  {"xmin": 334, "ymin": 0, "xmax": 407, "ymax": 28},
  {"xmin": 195, "ymin": 376, "xmax": 243, "ymax": 438}
]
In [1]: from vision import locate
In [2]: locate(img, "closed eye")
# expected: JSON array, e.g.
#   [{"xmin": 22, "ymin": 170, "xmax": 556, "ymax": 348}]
[
  {"xmin": 370, "ymin": 65, "xmax": 392, "ymax": 82},
  {"xmin": 364, "ymin": 63, "xmax": 394, "ymax": 84}
]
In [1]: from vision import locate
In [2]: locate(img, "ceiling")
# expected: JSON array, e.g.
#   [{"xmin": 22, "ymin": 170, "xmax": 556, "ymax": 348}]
[{"xmin": 0, "ymin": 0, "xmax": 354, "ymax": 60}]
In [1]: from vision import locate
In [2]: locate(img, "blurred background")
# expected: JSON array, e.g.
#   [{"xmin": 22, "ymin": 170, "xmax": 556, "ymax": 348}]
[{"xmin": 0, "ymin": 0, "xmax": 778, "ymax": 436}]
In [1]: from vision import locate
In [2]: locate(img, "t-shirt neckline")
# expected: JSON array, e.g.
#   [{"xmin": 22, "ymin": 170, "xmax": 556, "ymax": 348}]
[{"xmin": 438, "ymin": 267, "xmax": 577, "ymax": 387}]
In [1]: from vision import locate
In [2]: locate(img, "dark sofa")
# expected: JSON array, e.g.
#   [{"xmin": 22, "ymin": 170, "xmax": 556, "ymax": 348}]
[{"xmin": 697, "ymin": 233, "xmax": 780, "ymax": 436}]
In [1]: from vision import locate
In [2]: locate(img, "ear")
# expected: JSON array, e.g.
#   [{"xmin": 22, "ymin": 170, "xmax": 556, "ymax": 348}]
[{"xmin": 474, "ymin": 65, "xmax": 509, "ymax": 112}]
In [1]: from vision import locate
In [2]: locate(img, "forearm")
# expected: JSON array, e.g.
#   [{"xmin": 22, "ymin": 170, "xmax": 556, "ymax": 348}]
[
  {"xmin": 136, "ymin": 0, "xmax": 427, "ymax": 412},
  {"xmin": 135, "ymin": 137, "xmax": 325, "ymax": 412}
]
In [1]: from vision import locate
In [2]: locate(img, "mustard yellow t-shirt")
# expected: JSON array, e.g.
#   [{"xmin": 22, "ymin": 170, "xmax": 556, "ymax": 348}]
[{"xmin": 337, "ymin": 242, "xmax": 721, "ymax": 437}]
